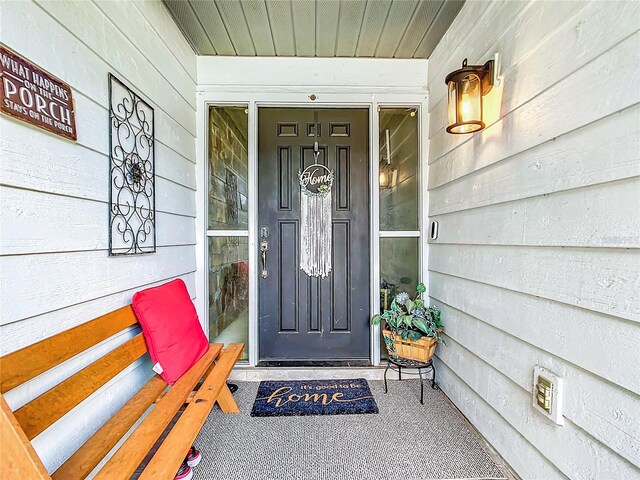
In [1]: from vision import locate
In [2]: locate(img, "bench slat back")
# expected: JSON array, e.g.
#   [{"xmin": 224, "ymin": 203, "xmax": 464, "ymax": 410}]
[
  {"xmin": 0, "ymin": 306, "xmax": 139, "ymax": 394},
  {"xmin": 14, "ymin": 334, "xmax": 149, "ymax": 440}
]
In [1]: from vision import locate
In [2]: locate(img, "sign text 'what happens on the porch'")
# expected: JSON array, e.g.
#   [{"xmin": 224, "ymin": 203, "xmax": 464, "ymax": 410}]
[{"xmin": 0, "ymin": 45, "xmax": 77, "ymax": 141}]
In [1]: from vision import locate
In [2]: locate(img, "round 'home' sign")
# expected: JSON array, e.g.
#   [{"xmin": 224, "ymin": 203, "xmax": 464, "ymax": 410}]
[{"xmin": 299, "ymin": 164, "xmax": 334, "ymax": 196}]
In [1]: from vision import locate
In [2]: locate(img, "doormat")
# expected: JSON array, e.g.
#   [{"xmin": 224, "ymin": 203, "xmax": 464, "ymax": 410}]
[{"xmin": 251, "ymin": 378, "xmax": 378, "ymax": 417}]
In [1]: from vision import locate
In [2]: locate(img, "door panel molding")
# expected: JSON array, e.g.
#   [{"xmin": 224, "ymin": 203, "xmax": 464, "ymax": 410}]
[
  {"xmin": 330, "ymin": 219, "xmax": 351, "ymax": 333},
  {"xmin": 278, "ymin": 220, "xmax": 299, "ymax": 332},
  {"xmin": 277, "ymin": 147, "xmax": 292, "ymax": 211}
]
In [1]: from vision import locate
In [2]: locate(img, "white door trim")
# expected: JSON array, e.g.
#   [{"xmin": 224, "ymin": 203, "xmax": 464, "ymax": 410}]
[{"xmin": 196, "ymin": 90, "xmax": 429, "ymax": 367}]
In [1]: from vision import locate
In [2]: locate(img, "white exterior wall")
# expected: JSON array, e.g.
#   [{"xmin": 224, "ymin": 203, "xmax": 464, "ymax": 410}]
[
  {"xmin": 0, "ymin": 0, "xmax": 196, "ymax": 472},
  {"xmin": 427, "ymin": 1, "xmax": 640, "ymax": 478}
]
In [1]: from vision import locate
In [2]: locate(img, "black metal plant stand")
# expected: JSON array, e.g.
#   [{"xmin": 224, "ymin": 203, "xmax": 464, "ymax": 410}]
[{"xmin": 384, "ymin": 356, "xmax": 437, "ymax": 405}]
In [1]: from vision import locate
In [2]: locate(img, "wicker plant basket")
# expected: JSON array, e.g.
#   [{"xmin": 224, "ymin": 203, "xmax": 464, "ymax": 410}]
[{"xmin": 383, "ymin": 329, "xmax": 438, "ymax": 362}]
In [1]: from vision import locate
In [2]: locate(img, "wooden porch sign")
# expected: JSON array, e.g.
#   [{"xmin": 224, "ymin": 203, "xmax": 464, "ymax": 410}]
[{"xmin": 0, "ymin": 45, "xmax": 77, "ymax": 141}]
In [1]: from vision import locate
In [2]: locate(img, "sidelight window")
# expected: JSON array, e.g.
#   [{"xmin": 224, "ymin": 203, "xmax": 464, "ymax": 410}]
[
  {"xmin": 379, "ymin": 108, "xmax": 419, "ymax": 231},
  {"xmin": 378, "ymin": 107, "xmax": 421, "ymax": 360},
  {"xmin": 207, "ymin": 106, "xmax": 249, "ymax": 360}
]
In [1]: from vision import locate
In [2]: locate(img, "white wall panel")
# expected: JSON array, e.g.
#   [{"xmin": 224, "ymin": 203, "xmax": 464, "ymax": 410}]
[
  {"xmin": 439, "ymin": 342, "xmax": 640, "ymax": 478},
  {"xmin": 34, "ymin": 0, "xmax": 196, "ymax": 129},
  {"xmin": 429, "ymin": 272, "xmax": 640, "ymax": 393},
  {"xmin": 1, "ymin": 245, "xmax": 196, "ymax": 323},
  {"xmin": 427, "ymin": 1, "xmax": 640, "ymax": 478},
  {"xmin": 0, "ymin": 274, "xmax": 197, "ymax": 355},
  {"xmin": 437, "ymin": 303, "xmax": 640, "ymax": 466},
  {"xmin": 429, "ymin": 106, "xmax": 640, "ymax": 216},
  {"xmin": 431, "ymin": 33, "xmax": 640, "ymax": 173},
  {"xmin": 435, "ymin": 360, "xmax": 564, "ymax": 479},
  {"xmin": 1, "ymin": 187, "xmax": 195, "ymax": 255},
  {"xmin": 430, "ymin": 244, "xmax": 639, "ymax": 322},
  {"xmin": 2, "ymin": 1, "xmax": 196, "ymax": 144},
  {"xmin": 0, "ymin": 0, "xmax": 196, "ymax": 472},
  {"xmin": 431, "ymin": 179, "xmax": 640, "ymax": 248}
]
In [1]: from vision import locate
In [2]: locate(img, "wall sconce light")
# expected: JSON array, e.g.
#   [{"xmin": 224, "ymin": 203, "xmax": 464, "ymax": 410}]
[
  {"xmin": 379, "ymin": 128, "xmax": 397, "ymax": 189},
  {"xmin": 445, "ymin": 58, "xmax": 495, "ymax": 134},
  {"xmin": 379, "ymin": 164, "xmax": 397, "ymax": 189},
  {"xmin": 379, "ymin": 168, "xmax": 390, "ymax": 189}
]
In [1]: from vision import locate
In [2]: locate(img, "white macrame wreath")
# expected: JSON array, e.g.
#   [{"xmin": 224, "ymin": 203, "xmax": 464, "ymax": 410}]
[{"xmin": 299, "ymin": 162, "xmax": 334, "ymax": 278}]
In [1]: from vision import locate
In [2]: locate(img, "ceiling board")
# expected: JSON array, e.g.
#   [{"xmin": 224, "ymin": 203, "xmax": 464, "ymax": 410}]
[
  {"xmin": 240, "ymin": 0, "xmax": 276, "ymax": 55},
  {"xmin": 265, "ymin": 0, "xmax": 296, "ymax": 55},
  {"xmin": 164, "ymin": 0, "xmax": 464, "ymax": 59},
  {"xmin": 394, "ymin": 0, "xmax": 441, "ymax": 58},
  {"xmin": 189, "ymin": 0, "xmax": 236, "ymax": 55},
  {"xmin": 291, "ymin": 0, "xmax": 315, "ymax": 56},
  {"xmin": 355, "ymin": 0, "xmax": 392, "ymax": 57},
  {"xmin": 215, "ymin": 0, "xmax": 256, "ymax": 55},
  {"xmin": 413, "ymin": 0, "xmax": 464, "ymax": 58},
  {"xmin": 165, "ymin": 0, "xmax": 216, "ymax": 54},
  {"xmin": 316, "ymin": 0, "xmax": 341, "ymax": 57},
  {"xmin": 335, "ymin": 0, "xmax": 367, "ymax": 57},
  {"xmin": 375, "ymin": 0, "xmax": 419, "ymax": 58}
]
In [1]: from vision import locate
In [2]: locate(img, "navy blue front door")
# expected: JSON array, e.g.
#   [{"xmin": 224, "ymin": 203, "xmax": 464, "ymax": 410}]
[{"xmin": 258, "ymin": 108, "xmax": 370, "ymax": 363}]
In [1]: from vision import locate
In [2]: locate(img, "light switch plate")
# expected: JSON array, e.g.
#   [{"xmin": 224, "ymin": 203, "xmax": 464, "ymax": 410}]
[{"xmin": 533, "ymin": 366, "xmax": 564, "ymax": 425}]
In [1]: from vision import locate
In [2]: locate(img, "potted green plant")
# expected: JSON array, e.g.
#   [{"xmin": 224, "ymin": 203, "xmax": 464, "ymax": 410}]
[{"xmin": 371, "ymin": 283, "xmax": 445, "ymax": 362}]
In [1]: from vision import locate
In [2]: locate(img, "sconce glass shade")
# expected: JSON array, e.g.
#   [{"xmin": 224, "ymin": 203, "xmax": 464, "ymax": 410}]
[
  {"xmin": 379, "ymin": 164, "xmax": 397, "ymax": 189},
  {"xmin": 379, "ymin": 169, "xmax": 390, "ymax": 189},
  {"xmin": 446, "ymin": 58, "xmax": 494, "ymax": 134}
]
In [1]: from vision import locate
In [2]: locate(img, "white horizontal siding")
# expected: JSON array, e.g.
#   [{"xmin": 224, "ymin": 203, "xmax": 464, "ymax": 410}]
[
  {"xmin": 0, "ymin": 0, "xmax": 196, "ymax": 472},
  {"xmin": 427, "ymin": 1, "xmax": 640, "ymax": 478},
  {"xmin": 434, "ymin": 360, "xmax": 564, "ymax": 479},
  {"xmin": 429, "ymin": 272, "xmax": 639, "ymax": 394},
  {"xmin": 429, "ymin": 106, "xmax": 640, "ymax": 217}
]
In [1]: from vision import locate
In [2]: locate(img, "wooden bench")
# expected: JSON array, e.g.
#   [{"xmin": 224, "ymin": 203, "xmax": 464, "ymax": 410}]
[{"xmin": 0, "ymin": 305, "xmax": 244, "ymax": 480}]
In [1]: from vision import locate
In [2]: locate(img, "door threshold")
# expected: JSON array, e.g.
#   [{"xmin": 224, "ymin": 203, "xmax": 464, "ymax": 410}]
[
  {"xmin": 230, "ymin": 365, "xmax": 385, "ymax": 382},
  {"xmin": 257, "ymin": 360, "xmax": 371, "ymax": 367}
]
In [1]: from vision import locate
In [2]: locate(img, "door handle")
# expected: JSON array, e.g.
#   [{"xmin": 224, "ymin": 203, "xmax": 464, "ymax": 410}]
[{"xmin": 260, "ymin": 240, "xmax": 269, "ymax": 278}]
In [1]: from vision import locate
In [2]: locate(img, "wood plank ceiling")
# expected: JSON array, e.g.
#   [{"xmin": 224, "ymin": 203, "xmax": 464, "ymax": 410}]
[{"xmin": 164, "ymin": 0, "xmax": 464, "ymax": 58}]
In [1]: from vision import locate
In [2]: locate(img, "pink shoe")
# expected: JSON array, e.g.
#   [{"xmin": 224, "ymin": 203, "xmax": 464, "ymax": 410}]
[
  {"xmin": 185, "ymin": 446, "xmax": 201, "ymax": 468},
  {"xmin": 174, "ymin": 462, "xmax": 193, "ymax": 480}
]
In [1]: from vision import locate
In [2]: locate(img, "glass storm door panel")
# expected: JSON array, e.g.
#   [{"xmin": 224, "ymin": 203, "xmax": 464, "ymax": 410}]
[{"xmin": 257, "ymin": 108, "xmax": 370, "ymax": 363}]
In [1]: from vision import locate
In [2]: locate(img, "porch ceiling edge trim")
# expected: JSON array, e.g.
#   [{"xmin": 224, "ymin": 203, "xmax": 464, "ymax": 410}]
[{"xmin": 196, "ymin": 57, "xmax": 429, "ymax": 91}]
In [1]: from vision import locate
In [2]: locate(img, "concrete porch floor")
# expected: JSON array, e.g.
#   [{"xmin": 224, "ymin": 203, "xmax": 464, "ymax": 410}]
[{"xmin": 191, "ymin": 379, "xmax": 516, "ymax": 480}]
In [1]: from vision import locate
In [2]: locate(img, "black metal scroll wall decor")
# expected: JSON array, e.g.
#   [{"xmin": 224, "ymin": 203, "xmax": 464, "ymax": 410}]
[
  {"xmin": 225, "ymin": 168, "xmax": 238, "ymax": 223},
  {"xmin": 108, "ymin": 74, "xmax": 156, "ymax": 255}
]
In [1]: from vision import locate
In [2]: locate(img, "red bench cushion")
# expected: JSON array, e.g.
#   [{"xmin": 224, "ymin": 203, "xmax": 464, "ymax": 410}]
[{"xmin": 132, "ymin": 279, "xmax": 209, "ymax": 385}]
